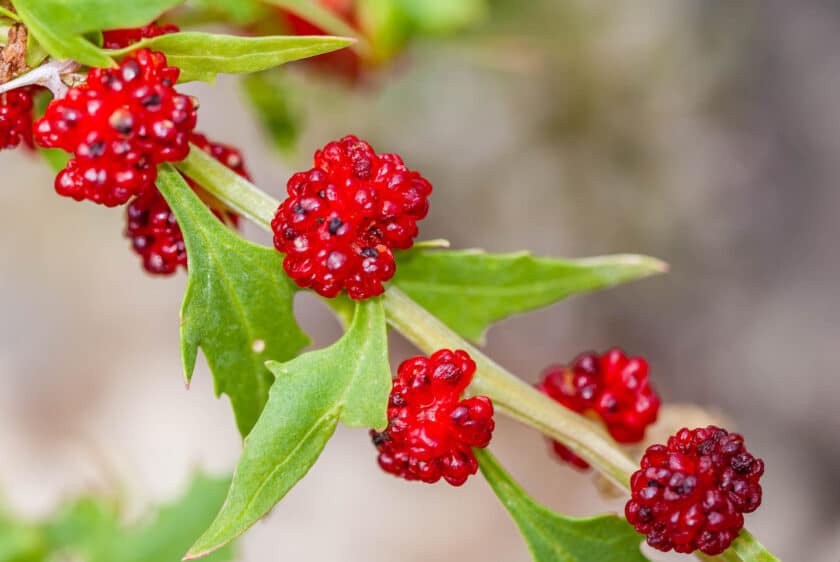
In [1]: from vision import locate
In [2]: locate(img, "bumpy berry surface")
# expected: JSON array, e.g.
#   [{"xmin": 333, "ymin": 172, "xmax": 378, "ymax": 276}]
[
  {"xmin": 125, "ymin": 132, "xmax": 249, "ymax": 275},
  {"xmin": 371, "ymin": 349, "xmax": 494, "ymax": 486},
  {"xmin": 536, "ymin": 348, "xmax": 660, "ymax": 470},
  {"xmin": 626, "ymin": 426, "xmax": 764, "ymax": 555},
  {"xmin": 0, "ymin": 89, "xmax": 35, "ymax": 150},
  {"xmin": 34, "ymin": 49, "xmax": 197, "ymax": 206},
  {"xmin": 102, "ymin": 22, "xmax": 180, "ymax": 49},
  {"xmin": 272, "ymin": 135, "xmax": 432, "ymax": 299}
]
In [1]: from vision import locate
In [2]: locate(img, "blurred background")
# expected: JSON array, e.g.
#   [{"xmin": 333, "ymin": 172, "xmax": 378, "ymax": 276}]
[{"xmin": 2, "ymin": 0, "xmax": 839, "ymax": 560}]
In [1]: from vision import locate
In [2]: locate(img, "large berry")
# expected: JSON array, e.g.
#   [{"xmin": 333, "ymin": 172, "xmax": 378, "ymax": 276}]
[
  {"xmin": 0, "ymin": 89, "xmax": 35, "ymax": 150},
  {"xmin": 536, "ymin": 348, "xmax": 660, "ymax": 469},
  {"xmin": 34, "ymin": 49, "xmax": 197, "ymax": 206},
  {"xmin": 125, "ymin": 132, "xmax": 249, "ymax": 275},
  {"xmin": 626, "ymin": 426, "xmax": 764, "ymax": 555},
  {"xmin": 102, "ymin": 22, "xmax": 180, "ymax": 49},
  {"xmin": 272, "ymin": 135, "xmax": 432, "ymax": 299},
  {"xmin": 371, "ymin": 349, "xmax": 494, "ymax": 486}
]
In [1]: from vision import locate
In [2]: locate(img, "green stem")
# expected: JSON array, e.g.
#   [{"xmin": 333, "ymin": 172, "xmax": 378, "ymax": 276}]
[
  {"xmin": 175, "ymin": 150, "xmax": 773, "ymax": 562},
  {"xmin": 382, "ymin": 286, "xmax": 637, "ymax": 487}
]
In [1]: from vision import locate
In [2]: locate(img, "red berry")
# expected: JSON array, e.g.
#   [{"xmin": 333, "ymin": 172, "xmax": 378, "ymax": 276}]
[
  {"xmin": 102, "ymin": 22, "xmax": 180, "ymax": 49},
  {"xmin": 536, "ymin": 348, "xmax": 660, "ymax": 470},
  {"xmin": 34, "ymin": 49, "xmax": 197, "ymax": 206},
  {"xmin": 0, "ymin": 89, "xmax": 35, "ymax": 150},
  {"xmin": 125, "ymin": 132, "xmax": 249, "ymax": 275},
  {"xmin": 370, "ymin": 349, "xmax": 495, "ymax": 486},
  {"xmin": 272, "ymin": 135, "xmax": 432, "ymax": 299},
  {"xmin": 626, "ymin": 426, "xmax": 764, "ymax": 555}
]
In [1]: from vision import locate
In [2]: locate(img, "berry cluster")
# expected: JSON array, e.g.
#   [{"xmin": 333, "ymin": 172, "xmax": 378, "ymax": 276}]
[
  {"xmin": 102, "ymin": 22, "xmax": 180, "ymax": 49},
  {"xmin": 536, "ymin": 348, "xmax": 660, "ymax": 469},
  {"xmin": 34, "ymin": 49, "xmax": 197, "ymax": 206},
  {"xmin": 626, "ymin": 426, "xmax": 764, "ymax": 555},
  {"xmin": 272, "ymin": 135, "xmax": 432, "ymax": 299},
  {"xmin": 371, "ymin": 349, "xmax": 494, "ymax": 486},
  {"xmin": 0, "ymin": 89, "xmax": 35, "ymax": 150},
  {"xmin": 125, "ymin": 132, "xmax": 248, "ymax": 275}
]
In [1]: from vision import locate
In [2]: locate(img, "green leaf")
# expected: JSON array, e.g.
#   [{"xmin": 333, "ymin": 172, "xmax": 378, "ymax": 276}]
[
  {"xmin": 241, "ymin": 71, "xmax": 302, "ymax": 152},
  {"xmin": 476, "ymin": 449, "xmax": 650, "ymax": 562},
  {"xmin": 156, "ymin": 164, "xmax": 309, "ymax": 437},
  {"xmin": 12, "ymin": 0, "xmax": 182, "ymax": 35},
  {"xmin": 42, "ymin": 497, "xmax": 120, "ymax": 560},
  {"xmin": 106, "ymin": 32, "xmax": 355, "ymax": 83},
  {"xmin": 392, "ymin": 249, "xmax": 667, "ymax": 342},
  {"xmin": 106, "ymin": 474, "xmax": 234, "ymax": 562},
  {"xmin": 186, "ymin": 299, "xmax": 390, "ymax": 559},
  {"xmin": 0, "ymin": 513, "xmax": 45, "ymax": 562},
  {"xmin": 12, "ymin": 0, "xmax": 113, "ymax": 67}
]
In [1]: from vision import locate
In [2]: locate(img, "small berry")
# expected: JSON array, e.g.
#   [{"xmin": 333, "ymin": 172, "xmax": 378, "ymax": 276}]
[
  {"xmin": 625, "ymin": 426, "xmax": 764, "ymax": 555},
  {"xmin": 125, "ymin": 133, "xmax": 249, "ymax": 275},
  {"xmin": 272, "ymin": 135, "xmax": 432, "ymax": 299},
  {"xmin": 0, "ymin": 89, "xmax": 35, "ymax": 150},
  {"xmin": 34, "ymin": 49, "xmax": 197, "ymax": 206},
  {"xmin": 536, "ymin": 348, "xmax": 660, "ymax": 470},
  {"xmin": 102, "ymin": 22, "xmax": 180, "ymax": 49},
  {"xmin": 371, "ymin": 349, "xmax": 495, "ymax": 486}
]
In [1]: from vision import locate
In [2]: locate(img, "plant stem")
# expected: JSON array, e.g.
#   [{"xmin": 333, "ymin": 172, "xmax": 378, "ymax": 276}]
[
  {"xmin": 177, "ymin": 151, "xmax": 770, "ymax": 562},
  {"xmin": 382, "ymin": 287, "xmax": 638, "ymax": 487}
]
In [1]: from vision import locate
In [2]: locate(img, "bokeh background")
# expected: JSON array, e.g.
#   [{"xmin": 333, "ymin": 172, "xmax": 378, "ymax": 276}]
[{"xmin": 2, "ymin": 0, "xmax": 839, "ymax": 560}]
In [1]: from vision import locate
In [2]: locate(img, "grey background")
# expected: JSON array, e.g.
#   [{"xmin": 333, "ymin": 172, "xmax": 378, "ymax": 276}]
[{"xmin": 1, "ymin": 1, "xmax": 838, "ymax": 560}]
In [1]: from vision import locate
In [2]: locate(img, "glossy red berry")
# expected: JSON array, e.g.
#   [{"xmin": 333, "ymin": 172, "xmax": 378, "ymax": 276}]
[
  {"xmin": 102, "ymin": 22, "xmax": 180, "ymax": 49},
  {"xmin": 0, "ymin": 89, "xmax": 35, "ymax": 150},
  {"xmin": 125, "ymin": 133, "xmax": 249, "ymax": 275},
  {"xmin": 626, "ymin": 426, "xmax": 764, "ymax": 555},
  {"xmin": 272, "ymin": 135, "xmax": 432, "ymax": 299},
  {"xmin": 371, "ymin": 349, "xmax": 495, "ymax": 486},
  {"xmin": 34, "ymin": 49, "xmax": 197, "ymax": 206},
  {"xmin": 537, "ymin": 348, "xmax": 660, "ymax": 469}
]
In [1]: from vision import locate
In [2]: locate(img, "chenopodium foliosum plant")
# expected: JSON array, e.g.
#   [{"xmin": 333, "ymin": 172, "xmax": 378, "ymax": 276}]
[{"xmin": 0, "ymin": 1, "xmax": 780, "ymax": 561}]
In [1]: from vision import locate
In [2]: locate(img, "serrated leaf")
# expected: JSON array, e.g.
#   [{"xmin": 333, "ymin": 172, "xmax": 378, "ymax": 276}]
[
  {"xmin": 242, "ymin": 71, "xmax": 302, "ymax": 152},
  {"xmin": 12, "ymin": 0, "xmax": 113, "ymax": 67},
  {"xmin": 156, "ymin": 164, "xmax": 309, "ymax": 437},
  {"xmin": 186, "ymin": 299, "xmax": 390, "ymax": 559},
  {"xmin": 476, "ymin": 449, "xmax": 650, "ymax": 562},
  {"xmin": 106, "ymin": 32, "xmax": 355, "ymax": 83},
  {"xmin": 11, "ymin": 0, "xmax": 181, "ymax": 35},
  {"xmin": 392, "ymin": 249, "xmax": 667, "ymax": 342}
]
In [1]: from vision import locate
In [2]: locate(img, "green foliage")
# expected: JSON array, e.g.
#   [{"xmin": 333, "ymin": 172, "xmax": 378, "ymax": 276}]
[
  {"xmin": 107, "ymin": 32, "xmax": 355, "ymax": 83},
  {"xmin": 242, "ymin": 71, "xmax": 302, "ymax": 153},
  {"xmin": 12, "ymin": 0, "xmax": 112, "ymax": 67},
  {"xmin": 186, "ymin": 299, "xmax": 390, "ymax": 559},
  {"xmin": 13, "ymin": 0, "xmax": 182, "ymax": 35},
  {"xmin": 392, "ymin": 249, "xmax": 667, "ymax": 342},
  {"xmin": 476, "ymin": 449, "xmax": 650, "ymax": 562},
  {"xmin": 0, "ymin": 474, "xmax": 232, "ymax": 562},
  {"xmin": 187, "ymin": 0, "xmax": 267, "ymax": 25},
  {"xmin": 156, "ymin": 165, "xmax": 309, "ymax": 437},
  {"xmin": 727, "ymin": 531, "xmax": 781, "ymax": 562}
]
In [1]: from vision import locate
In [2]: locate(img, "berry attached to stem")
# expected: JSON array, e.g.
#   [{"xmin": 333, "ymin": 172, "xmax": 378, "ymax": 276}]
[
  {"xmin": 371, "ymin": 349, "xmax": 495, "ymax": 486},
  {"xmin": 125, "ymin": 133, "xmax": 250, "ymax": 275},
  {"xmin": 536, "ymin": 348, "xmax": 660, "ymax": 470},
  {"xmin": 625, "ymin": 426, "xmax": 764, "ymax": 555},
  {"xmin": 272, "ymin": 135, "xmax": 432, "ymax": 299},
  {"xmin": 34, "ymin": 49, "xmax": 197, "ymax": 206}
]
